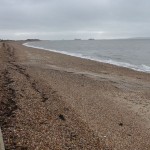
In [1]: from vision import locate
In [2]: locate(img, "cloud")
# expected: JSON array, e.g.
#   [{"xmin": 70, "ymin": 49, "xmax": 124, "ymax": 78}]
[{"xmin": 0, "ymin": 0, "xmax": 150, "ymax": 39}]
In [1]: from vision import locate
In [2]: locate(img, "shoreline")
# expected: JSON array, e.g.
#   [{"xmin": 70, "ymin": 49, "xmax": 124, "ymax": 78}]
[
  {"xmin": 0, "ymin": 41, "xmax": 150, "ymax": 149},
  {"xmin": 23, "ymin": 41, "xmax": 150, "ymax": 74},
  {"xmin": 21, "ymin": 41, "xmax": 150, "ymax": 82}
]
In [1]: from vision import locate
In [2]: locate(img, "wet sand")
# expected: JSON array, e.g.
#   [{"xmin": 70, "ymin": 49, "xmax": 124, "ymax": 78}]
[{"xmin": 0, "ymin": 41, "xmax": 150, "ymax": 149}]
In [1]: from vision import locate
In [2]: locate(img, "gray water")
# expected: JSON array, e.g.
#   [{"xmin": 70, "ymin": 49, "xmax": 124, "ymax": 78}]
[{"xmin": 24, "ymin": 39, "xmax": 150, "ymax": 73}]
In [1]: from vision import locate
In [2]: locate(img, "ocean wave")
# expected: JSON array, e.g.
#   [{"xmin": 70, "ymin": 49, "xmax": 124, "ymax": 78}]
[{"xmin": 23, "ymin": 43, "xmax": 150, "ymax": 73}]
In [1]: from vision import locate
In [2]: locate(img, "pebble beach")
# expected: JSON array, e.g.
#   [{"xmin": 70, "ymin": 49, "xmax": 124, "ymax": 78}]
[{"xmin": 0, "ymin": 41, "xmax": 150, "ymax": 149}]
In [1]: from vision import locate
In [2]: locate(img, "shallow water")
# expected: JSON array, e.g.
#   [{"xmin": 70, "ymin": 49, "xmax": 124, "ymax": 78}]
[{"xmin": 24, "ymin": 39, "xmax": 150, "ymax": 73}]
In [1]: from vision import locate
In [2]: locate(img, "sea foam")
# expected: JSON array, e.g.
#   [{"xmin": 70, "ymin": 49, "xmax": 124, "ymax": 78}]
[{"xmin": 23, "ymin": 42, "xmax": 150, "ymax": 73}]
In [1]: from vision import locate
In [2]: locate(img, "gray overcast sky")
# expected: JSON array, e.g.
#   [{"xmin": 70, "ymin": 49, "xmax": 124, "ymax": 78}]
[{"xmin": 0, "ymin": 0, "xmax": 150, "ymax": 40}]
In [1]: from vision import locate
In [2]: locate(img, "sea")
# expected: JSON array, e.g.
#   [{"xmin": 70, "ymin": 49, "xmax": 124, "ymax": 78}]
[{"xmin": 24, "ymin": 39, "xmax": 150, "ymax": 73}]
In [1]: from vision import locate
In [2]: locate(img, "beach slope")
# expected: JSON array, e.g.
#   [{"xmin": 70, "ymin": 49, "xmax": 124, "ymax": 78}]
[{"xmin": 0, "ymin": 42, "xmax": 150, "ymax": 149}]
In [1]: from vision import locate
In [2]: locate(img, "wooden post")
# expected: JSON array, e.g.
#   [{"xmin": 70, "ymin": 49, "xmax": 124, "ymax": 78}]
[{"xmin": 0, "ymin": 128, "xmax": 5, "ymax": 150}]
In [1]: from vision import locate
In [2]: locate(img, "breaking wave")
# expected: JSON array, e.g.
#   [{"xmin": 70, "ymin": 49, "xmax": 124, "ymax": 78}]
[{"xmin": 23, "ymin": 43, "xmax": 150, "ymax": 73}]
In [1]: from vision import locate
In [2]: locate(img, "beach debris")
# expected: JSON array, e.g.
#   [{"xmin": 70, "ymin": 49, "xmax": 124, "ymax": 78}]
[
  {"xmin": 119, "ymin": 123, "xmax": 123, "ymax": 126},
  {"xmin": 59, "ymin": 114, "xmax": 65, "ymax": 121}
]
